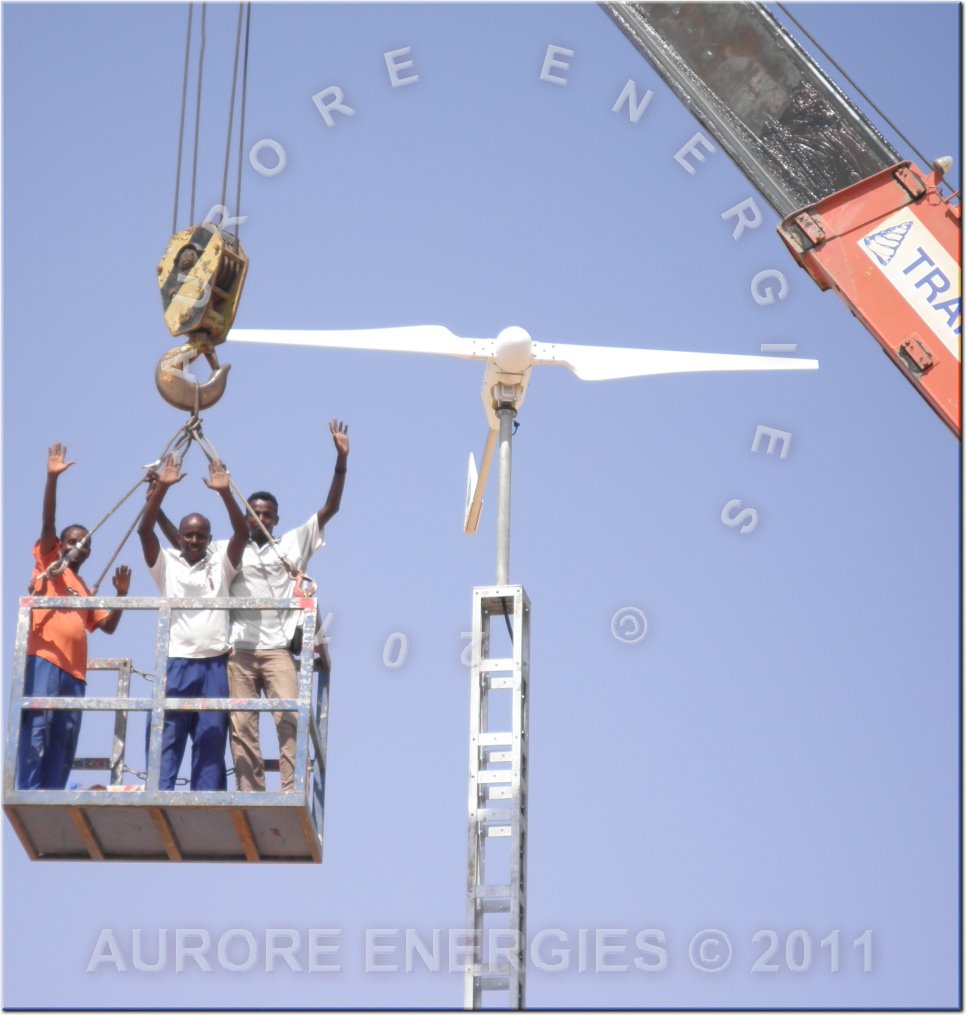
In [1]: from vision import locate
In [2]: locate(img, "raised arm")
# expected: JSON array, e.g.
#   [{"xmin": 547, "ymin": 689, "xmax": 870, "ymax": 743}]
[
  {"xmin": 317, "ymin": 419, "xmax": 350, "ymax": 528},
  {"xmin": 146, "ymin": 470, "xmax": 182, "ymax": 548},
  {"xmin": 96, "ymin": 565, "xmax": 131, "ymax": 634},
  {"xmin": 40, "ymin": 443, "xmax": 75, "ymax": 555},
  {"xmin": 139, "ymin": 456, "xmax": 184, "ymax": 567},
  {"xmin": 203, "ymin": 459, "xmax": 248, "ymax": 568}
]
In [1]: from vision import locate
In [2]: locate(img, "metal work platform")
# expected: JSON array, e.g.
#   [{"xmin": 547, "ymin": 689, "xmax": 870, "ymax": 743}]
[
  {"xmin": 3, "ymin": 595, "xmax": 328, "ymax": 863},
  {"xmin": 464, "ymin": 585, "xmax": 530, "ymax": 1009}
]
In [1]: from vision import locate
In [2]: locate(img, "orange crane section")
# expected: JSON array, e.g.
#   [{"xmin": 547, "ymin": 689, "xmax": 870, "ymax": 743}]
[{"xmin": 779, "ymin": 161, "xmax": 961, "ymax": 436}]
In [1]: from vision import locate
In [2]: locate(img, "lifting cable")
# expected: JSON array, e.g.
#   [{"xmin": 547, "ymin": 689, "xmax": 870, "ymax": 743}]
[
  {"xmin": 235, "ymin": 3, "xmax": 252, "ymax": 238},
  {"xmin": 775, "ymin": 2, "xmax": 955, "ymax": 197},
  {"xmin": 171, "ymin": 4, "xmax": 194, "ymax": 235},
  {"xmin": 189, "ymin": 2, "xmax": 207, "ymax": 225},
  {"xmin": 172, "ymin": 1, "xmax": 252, "ymax": 239}
]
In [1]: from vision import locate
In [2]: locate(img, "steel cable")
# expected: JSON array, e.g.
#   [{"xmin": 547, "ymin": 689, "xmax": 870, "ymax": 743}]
[
  {"xmin": 234, "ymin": 3, "xmax": 252, "ymax": 245},
  {"xmin": 189, "ymin": 2, "xmax": 207, "ymax": 224},
  {"xmin": 172, "ymin": 4, "xmax": 194, "ymax": 234},
  {"xmin": 775, "ymin": 3, "xmax": 954, "ymax": 196},
  {"xmin": 219, "ymin": 3, "xmax": 244, "ymax": 217}
]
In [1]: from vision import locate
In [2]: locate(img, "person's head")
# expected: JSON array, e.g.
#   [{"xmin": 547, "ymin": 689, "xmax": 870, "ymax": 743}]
[
  {"xmin": 178, "ymin": 513, "xmax": 212, "ymax": 564},
  {"xmin": 246, "ymin": 491, "xmax": 279, "ymax": 546},
  {"xmin": 60, "ymin": 525, "xmax": 91, "ymax": 571}
]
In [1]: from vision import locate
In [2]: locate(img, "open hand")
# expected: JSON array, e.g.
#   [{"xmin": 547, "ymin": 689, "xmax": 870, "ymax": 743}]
[
  {"xmin": 330, "ymin": 419, "xmax": 349, "ymax": 457},
  {"xmin": 47, "ymin": 442, "xmax": 76, "ymax": 476},
  {"xmin": 112, "ymin": 565, "xmax": 132, "ymax": 595},
  {"xmin": 158, "ymin": 455, "xmax": 185, "ymax": 488},
  {"xmin": 203, "ymin": 459, "xmax": 231, "ymax": 493}
]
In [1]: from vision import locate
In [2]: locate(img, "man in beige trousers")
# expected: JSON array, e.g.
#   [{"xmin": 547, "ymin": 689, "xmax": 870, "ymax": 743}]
[{"xmin": 225, "ymin": 418, "xmax": 349, "ymax": 791}]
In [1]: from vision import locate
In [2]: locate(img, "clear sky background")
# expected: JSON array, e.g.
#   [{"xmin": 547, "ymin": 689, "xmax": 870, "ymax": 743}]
[{"xmin": 2, "ymin": 1, "xmax": 961, "ymax": 1008}]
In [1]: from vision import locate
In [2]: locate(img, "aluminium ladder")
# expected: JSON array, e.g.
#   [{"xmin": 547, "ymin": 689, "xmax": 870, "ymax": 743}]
[{"xmin": 464, "ymin": 584, "xmax": 530, "ymax": 1009}]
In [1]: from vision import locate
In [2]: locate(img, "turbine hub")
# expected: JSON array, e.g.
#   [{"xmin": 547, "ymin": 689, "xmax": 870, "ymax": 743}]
[{"xmin": 495, "ymin": 326, "xmax": 532, "ymax": 373}]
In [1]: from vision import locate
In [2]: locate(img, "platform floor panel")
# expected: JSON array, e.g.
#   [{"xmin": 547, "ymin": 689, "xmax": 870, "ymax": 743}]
[{"xmin": 4, "ymin": 795, "xmax": 324, "ymax": 863}]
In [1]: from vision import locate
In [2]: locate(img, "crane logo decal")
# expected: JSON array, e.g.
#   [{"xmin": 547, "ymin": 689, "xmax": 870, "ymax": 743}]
[
  {"xmin": 858, "ymin": 210, "xmax": 962, "ymax": 357},
  {"xmin": 862, "ymin": 220, "xmax": 913, "ymax": 266}
]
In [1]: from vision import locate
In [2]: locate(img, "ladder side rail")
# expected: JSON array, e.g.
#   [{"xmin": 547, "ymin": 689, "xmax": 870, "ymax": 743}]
[
  {"xmin": 464, "ymin": 593, "xmax": 490, "ymax": 1009},
  {"xmin": 290, "ymin": 606, "xmax": 317, "ymax": 797},
  {"xmin": 507, "ymin": 587, "xmax": 530, "ymax": 1007},
  {"xmin": 3, "ymin": 602, "xmax": 36, "ymax": 796},
  {"xmin": 146, "ymin": 603, "xmax": 173, "ymax": 793},
  {"xmin": 313, "ymin": 658, "xmax": 330, "ymax": 841},
  {"xmin": 109, "ymin": 660, "xmax": 131, "ymax": 786},
  {"xmin": 86, "ymin": 660, "xmax": 136, "ymax": 785}
]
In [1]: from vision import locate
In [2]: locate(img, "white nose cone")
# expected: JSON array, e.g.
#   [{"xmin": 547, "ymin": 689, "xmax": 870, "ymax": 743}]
[{"xmin": 494, "ymin": 326, "xmax": 532, "ymax": 373}]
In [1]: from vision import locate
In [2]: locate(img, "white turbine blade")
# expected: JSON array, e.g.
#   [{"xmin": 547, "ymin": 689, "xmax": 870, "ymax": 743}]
[
  {"xmin": 531, "ymin": 341, "xmax": 818, "ymax": 381},
  {"xmin": 464, "ymin": 428, "xmax": 498, "ymax": 535},
  {"xmin": 230, "ymin": 326, "xmax": 495, "ymax": 361}
]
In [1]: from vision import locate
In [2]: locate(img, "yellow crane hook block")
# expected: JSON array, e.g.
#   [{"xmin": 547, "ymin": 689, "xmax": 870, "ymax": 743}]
[
  {"xmin": 156, "ymin": 223, "xmax": 248, "ymax": 341},
  {"xmin": 155, "ymin": 224, "xmax": 249, "ymax": 412}
]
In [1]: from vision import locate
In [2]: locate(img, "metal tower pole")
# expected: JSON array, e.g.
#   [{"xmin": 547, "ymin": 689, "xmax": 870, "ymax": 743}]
[{"xmin": 494, "ymin": 405, "xmax": 516, "ymax": 585}]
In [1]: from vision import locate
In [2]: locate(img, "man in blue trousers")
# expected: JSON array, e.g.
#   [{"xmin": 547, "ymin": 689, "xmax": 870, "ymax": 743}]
[{"xmin": 139, "ymin": 454, "xmax": 247, "ymax": 790}]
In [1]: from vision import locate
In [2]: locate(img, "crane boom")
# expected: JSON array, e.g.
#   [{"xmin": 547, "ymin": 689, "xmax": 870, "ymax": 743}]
[{"xmin": 603, "ymin": 1, "xmax": 961, "ymax": 436}]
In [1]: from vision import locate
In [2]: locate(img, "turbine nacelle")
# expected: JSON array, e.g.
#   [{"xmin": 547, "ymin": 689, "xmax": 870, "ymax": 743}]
[{"xmin": 482, "ymin": 326, "xmax": 534, "ymax": 429}]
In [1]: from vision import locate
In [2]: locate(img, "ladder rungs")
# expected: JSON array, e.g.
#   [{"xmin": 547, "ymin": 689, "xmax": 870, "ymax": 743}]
[
  {"xmin": 487, "ymin": 675, "xmax": 515, "ymax": 689},
  {"xmin": 476, "ymin": 807, "xmax": 512, "ymax": 821},
  {"xmin": 478, "ymin": 732, "xmax": 512, "ymax": 746},
  {"xmin": 485, "ymin": 824, "xmax": 512, "ymax": 837},
  {"xmin": 479, "ymin": 975, "xmax": 510, "ymax": 991},
  {"xmin": 483, "ymin": 748, "xmax": 513, "ymax": 763},
  {"xmin": 486, "ymin": 785, "xmax": 514, "ymax": 800},
  {"xmin": 477, "ymin": 769, "xmax": 513, "ymax": 785},
  {"xmin": 476, "ymin": 807, "xmax": 526, "ymax": 836},
  {"xmin": 479, "ymin": 658, "xmax": 513, "ymax": 672},
  {"xmin": 475, "ymin": 884, "xmax": 510, "ymax": 900},
  {"xmin": 480, "ymin": 897, "xmax": 511, "ymax": 913}
]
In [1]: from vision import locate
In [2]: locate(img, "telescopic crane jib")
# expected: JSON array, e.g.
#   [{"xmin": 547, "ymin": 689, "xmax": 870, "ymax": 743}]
[{"xmin": 604, "ymin": 1, "xmax": 962, "ymax": 437}]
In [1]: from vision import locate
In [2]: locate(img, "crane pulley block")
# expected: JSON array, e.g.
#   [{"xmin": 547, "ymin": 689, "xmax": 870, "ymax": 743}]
[
  {"xmin": 155, "ymin": 224, "xmax": 249, "ymax": 412},
  {"xmin": 156, "ymin": 223, "xmax": 249, "ymax": 343}
]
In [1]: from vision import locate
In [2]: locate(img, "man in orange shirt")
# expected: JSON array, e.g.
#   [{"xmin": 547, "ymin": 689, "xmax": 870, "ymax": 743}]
[{"xmin": 18, "ymin": 443, "xmax": 131, "ymax": 790}]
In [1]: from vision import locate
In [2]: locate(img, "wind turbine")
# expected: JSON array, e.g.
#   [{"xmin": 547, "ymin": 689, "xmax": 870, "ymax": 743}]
[
  {"xmin": 229, "ymin": 324, "xmax": 818, "ymax": 581},
  {"xmin": 229, "ymin": 321, "xmax": 816, "ymax": 1006}
]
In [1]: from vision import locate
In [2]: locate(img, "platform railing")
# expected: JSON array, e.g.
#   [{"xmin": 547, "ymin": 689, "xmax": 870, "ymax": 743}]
[{"xmin": 3, "ymin": 596, "xmax": 329, "ymax": 862}]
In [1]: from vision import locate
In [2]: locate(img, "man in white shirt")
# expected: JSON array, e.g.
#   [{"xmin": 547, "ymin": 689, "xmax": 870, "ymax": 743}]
[
  {"xmin": 138, "ymin": 455, "xmax": 248, "ymax": 790},
  {"xmin": 226, "ymin": 418, "xmax": 349, "ymax": 792}
]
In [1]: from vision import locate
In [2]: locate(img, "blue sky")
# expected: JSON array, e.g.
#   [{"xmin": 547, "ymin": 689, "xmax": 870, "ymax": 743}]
[{"xmin": 2, "ymin": 2, "xmax": 961, "ymax": 1008}]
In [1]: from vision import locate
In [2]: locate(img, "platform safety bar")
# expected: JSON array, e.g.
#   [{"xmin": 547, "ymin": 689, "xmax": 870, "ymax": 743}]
[{"xmin": 3, "ymin": 597, "xmax": 327, "ymax": 799}]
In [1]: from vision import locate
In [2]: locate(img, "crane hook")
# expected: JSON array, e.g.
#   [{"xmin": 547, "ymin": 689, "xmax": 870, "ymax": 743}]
[{"xmin": 155, "ymin": 332, "xmax": 231, "ymax": 413}]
